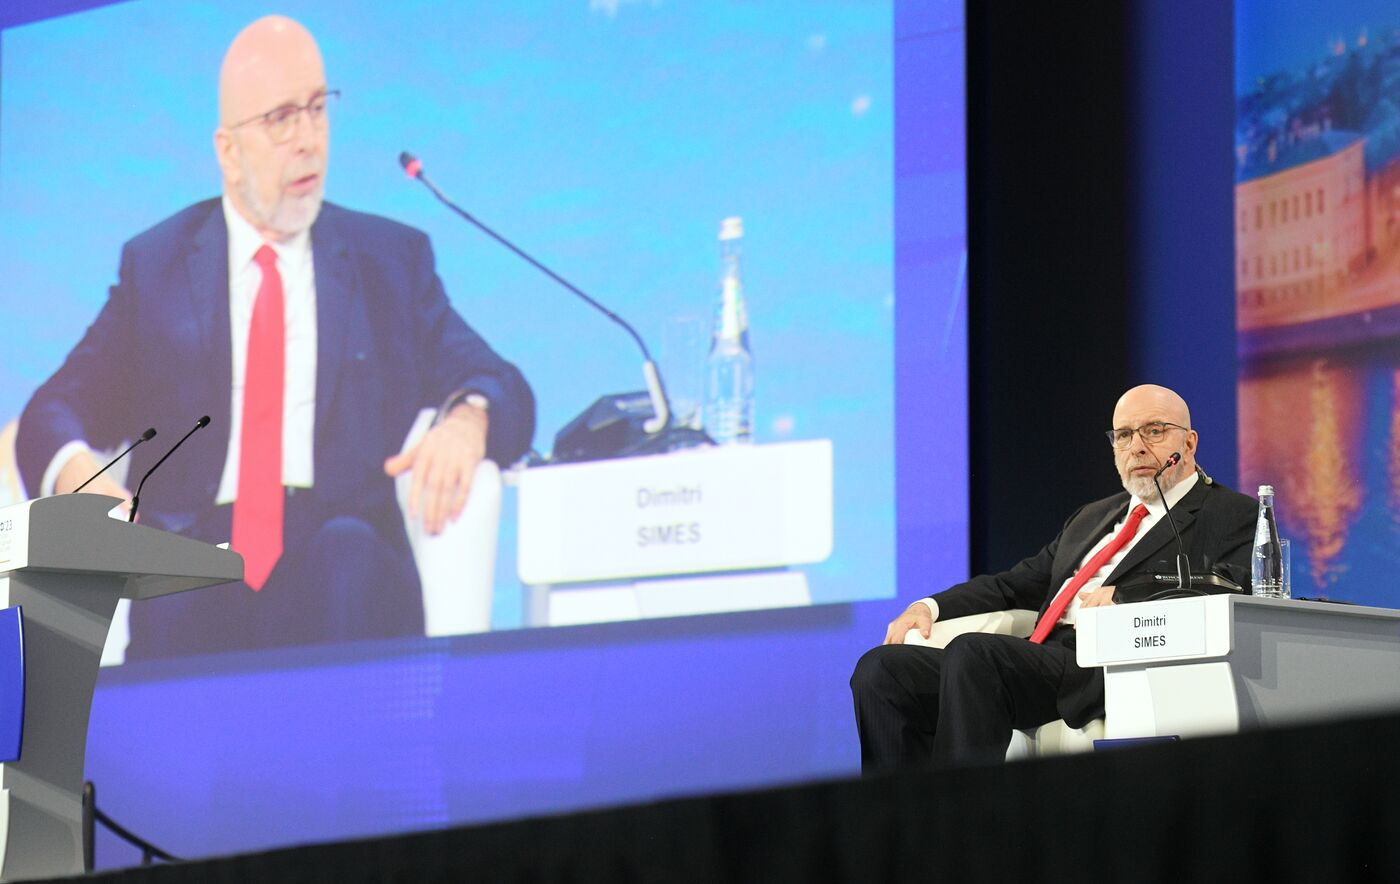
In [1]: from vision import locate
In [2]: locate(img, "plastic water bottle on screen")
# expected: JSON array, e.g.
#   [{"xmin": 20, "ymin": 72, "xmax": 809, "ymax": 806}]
[
  {"xmin": 705, "ymin": 216, "xmax": 754, "ymax": 445},
  {"xmin": 1251, "ymin": 484, "xmax": 1285, "ymax": 598}
]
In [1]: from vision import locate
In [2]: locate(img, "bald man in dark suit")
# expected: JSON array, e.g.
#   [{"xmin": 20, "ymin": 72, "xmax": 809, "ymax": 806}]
[
  {"xmin": 851, "ymin": 385, "xmax": 1257, "ymax": 769},
  {"xmin": 16, "ymin": 16, "xmax": 534, "ymax": 658}
]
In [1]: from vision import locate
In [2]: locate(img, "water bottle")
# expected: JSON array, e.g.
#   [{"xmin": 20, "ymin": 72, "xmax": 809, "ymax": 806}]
[
  {"xmin": 1251, "ymin": 484, "xmax": 1285, "ymax": 598},
  {"xmin": 704, "ymin": 216, "xmax": 754, "ymax": 445}
]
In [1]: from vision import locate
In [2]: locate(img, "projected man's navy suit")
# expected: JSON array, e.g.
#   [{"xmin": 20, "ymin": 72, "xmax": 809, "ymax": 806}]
[{"xmin": 16, "ymin": 198, "xmax": 535, "ymax": 658}]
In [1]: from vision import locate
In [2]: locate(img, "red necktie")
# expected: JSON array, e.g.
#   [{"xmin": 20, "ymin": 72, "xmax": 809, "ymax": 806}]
[
  {"xmin": 1029, "ymin": 503, "xmax": 1149, "ymax": 644},
  {"xmin": 231, "ymin": 245, "xmax": 285, "ymax": 591}
]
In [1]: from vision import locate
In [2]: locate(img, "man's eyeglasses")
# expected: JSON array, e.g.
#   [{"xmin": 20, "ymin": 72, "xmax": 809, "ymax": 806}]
[
  {"xmin": 228, "ymin": 90, "xmax": 340, "ymax": 145},
  {"xmin": 1105, "ymin": 421, "xmax": 1190, "ymax": 449}
]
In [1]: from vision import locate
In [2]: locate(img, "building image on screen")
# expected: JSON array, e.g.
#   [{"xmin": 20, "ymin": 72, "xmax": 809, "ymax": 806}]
[
  {"xmin": 1236, "ymin": 0, "xmax": 1400, "ymax": 608},
  {"xmin": 1, "ymin": 0, "xmax": 900, "ymax": 662}
]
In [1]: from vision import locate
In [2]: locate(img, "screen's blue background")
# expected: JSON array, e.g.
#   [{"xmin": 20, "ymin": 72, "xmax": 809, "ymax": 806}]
[
  {"xmin": 1, "ymin": 0, "xmax": 899, "ymax": 618},
  {"xmin": 0, "ymin": 0, "xmax": 965, "ymax": 866}
]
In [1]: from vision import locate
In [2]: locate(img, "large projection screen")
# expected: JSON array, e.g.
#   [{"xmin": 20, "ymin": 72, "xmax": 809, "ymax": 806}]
[{"xmin": 0, "ymin": 0, "xmax": 966, "ymax": 866}]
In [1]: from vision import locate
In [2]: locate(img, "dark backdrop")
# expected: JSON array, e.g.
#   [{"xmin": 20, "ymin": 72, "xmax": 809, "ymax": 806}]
[{"xmin": 968, "ymin": 0, "xmax": 1238, "ymax": 573}]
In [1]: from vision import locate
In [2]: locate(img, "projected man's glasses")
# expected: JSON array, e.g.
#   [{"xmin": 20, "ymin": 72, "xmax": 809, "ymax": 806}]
[
  {"xmin": 228, "ymin": 89, "xmax": 339, "ymax": 144},
  {"xmin": 1105, "ymin": 421, "xmax": 1189, "ymax": 448}
]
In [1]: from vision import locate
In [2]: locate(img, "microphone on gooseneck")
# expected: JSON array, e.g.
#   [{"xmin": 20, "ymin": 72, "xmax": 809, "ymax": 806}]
[
  {"xmin": 1152, "ymin": 452, "xmax": 1189, "ymax": 590},
  {"xmin": 128, "ymin": 416, "xmax": 211, "ymax": 523},
  {"xmin": 72, "ymin": 427, "xmax": 157, "ymax": 493},
  {"xmin": 397, "ymin": 150, "xmax": 673, "ymax": 436},
  {"xmin": 1151, "ymin": 451, "xmax": 1181, "ymax": 480}
]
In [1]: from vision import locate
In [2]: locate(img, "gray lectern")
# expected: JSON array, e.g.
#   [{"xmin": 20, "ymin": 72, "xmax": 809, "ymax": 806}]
[{"xmin": 0, "ymin": 493, "xmax": 242, "ymax": 880}]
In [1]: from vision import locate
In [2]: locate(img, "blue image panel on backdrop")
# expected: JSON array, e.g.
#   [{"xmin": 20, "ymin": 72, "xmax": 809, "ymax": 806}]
[{"xmin": 1235, "ymin": 0, "xmax": 1400, "ymax": 607}]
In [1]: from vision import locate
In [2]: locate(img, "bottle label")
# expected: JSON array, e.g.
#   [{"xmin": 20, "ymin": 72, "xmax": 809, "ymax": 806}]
[{"xmin": 717, "ymin": 277, "xmax": 747, "ymax": 339}]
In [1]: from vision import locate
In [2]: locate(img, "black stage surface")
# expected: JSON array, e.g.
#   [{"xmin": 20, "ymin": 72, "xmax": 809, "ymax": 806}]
[{"xmin": 55, "ymin": 712, "xmax": 1400, "ymax": 882}]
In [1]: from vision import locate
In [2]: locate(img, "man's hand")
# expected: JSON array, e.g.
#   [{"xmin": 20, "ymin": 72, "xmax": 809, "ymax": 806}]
[
  {"xmin": 882, "ymin": 602, "xmax": 934, "ymax": 645},
  {"xmin": 54, "ymin": 449, "xmax": 133, "ymax": 514},
  {"xmin": 384, "ymin": 403, "xmax": 489, "ymax": 536},
  {"xmin": 1079, "ymin": 585, "xmax": 1116, "ymax": 608}
]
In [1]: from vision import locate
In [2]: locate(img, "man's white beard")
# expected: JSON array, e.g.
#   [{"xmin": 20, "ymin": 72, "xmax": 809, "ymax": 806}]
[
  {"xmin": 1122, "ymin": 461, "xmax": 1187, "ymax": 502},
  {"xmin": 1122, "ymin": 473, "xmax": 1162, "ymax": 501},
  {"xmin": 238, "ymin": 155, "xmax": 324, "ymax": 237}
]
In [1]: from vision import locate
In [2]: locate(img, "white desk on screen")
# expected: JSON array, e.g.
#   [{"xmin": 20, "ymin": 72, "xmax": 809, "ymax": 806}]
[
  {"xmin": 1077, "ymin": 594, "xmax": 1400, "ymax": 740},
  {"xmin": 511, "ymin": 440, "xmax": 833, "ymax": 626}
]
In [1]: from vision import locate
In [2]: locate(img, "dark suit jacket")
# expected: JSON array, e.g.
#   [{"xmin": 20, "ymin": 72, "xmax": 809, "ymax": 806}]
[
  {"xmin": 929, "ymin": 476, "xmax": 1257, "ymax": 724},
  {"xmin": 15, "ymin": 199, "xmax": 535, "ymax": 645}
]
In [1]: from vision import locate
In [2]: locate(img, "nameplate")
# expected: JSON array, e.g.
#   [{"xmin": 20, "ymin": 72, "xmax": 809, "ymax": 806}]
[
  {"xmin": 1092, "ymin": 599, "xmax": 1207, "ymax": 664},
  {"xmin": 516, "ymin": 440, "xmax": 833, "ymax": 584}
]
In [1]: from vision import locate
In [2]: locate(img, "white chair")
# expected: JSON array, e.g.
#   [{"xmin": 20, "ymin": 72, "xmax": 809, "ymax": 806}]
[
  {"xmin": 394, "ymin": 408, "xmax": 501, "ymax": 639},
  {"xmin": 903, "ymin": 609, "xmax": 1105, "ymax": 759},
  {"xmin": 0, "ymin": 410, "xmax": 501, "ymax": 667}
]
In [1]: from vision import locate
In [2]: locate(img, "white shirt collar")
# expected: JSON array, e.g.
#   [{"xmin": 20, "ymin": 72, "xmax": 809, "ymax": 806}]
[
  {"xmin": 221, "ymin": 195, "xmax": 311, "ymax": 270},
  {"xmin": 1131, "ymin": 468, "xmax": 1200, "ymax": 519}
]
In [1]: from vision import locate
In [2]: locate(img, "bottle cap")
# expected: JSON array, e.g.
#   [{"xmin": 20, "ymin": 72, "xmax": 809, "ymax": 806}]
[
  {"xmin": 1258, "ymin": 484, "xmax": 1274, "ymax": 496},
  {"xmin": 719, "ymin": 216, "xmax": 744, "ymax": 241}
]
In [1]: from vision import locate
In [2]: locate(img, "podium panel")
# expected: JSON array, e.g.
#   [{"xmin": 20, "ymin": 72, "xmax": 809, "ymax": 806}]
[
  {"xmin": 0, "ymin": 608, "xmax": 21, "ymax": 766},
  {"xmin": 0, "ymin": 495, "xmax": 240, "ymax": 880}
]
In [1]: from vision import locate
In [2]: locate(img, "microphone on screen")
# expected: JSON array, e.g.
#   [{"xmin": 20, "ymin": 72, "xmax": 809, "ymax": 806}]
[
  {"xmin": 128, "ymin": 416, "xmax": 211, "ymax": 523},
  {"xmin": 72, "ymin": 427, "xmax": 157, "ymax": 493},
  {"xmin": 398, "ymin": 150, "xmax": 708, "ymax": 462}
]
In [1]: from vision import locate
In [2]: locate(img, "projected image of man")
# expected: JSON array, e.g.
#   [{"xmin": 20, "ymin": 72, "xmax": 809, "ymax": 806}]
[
  {"xmin": 16, "ymin": 16, "xmax": 535, "ymax": 659},
  {"xmin": 850, "ymin": 385, "xmax": 1256, "ymax": 769}
]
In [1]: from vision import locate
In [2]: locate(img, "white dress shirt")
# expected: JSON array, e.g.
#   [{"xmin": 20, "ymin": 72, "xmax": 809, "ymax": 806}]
[
  {"xmin": 216, "ymin": 196, "xmax": 318, "ymax": 502},
  {"xmin": 919, "ymin": 471, "xmax": 1200, "ymax": 629}
]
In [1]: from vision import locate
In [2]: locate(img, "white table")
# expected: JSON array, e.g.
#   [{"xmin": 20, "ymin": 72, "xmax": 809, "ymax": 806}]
[
  {"xmin": 511, "ymin": 440, "xmax": 833, "ymax": 626},
  {"xmin": 1078, "ymin": 594, "xmax": 1400, "ymax": 740}
]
